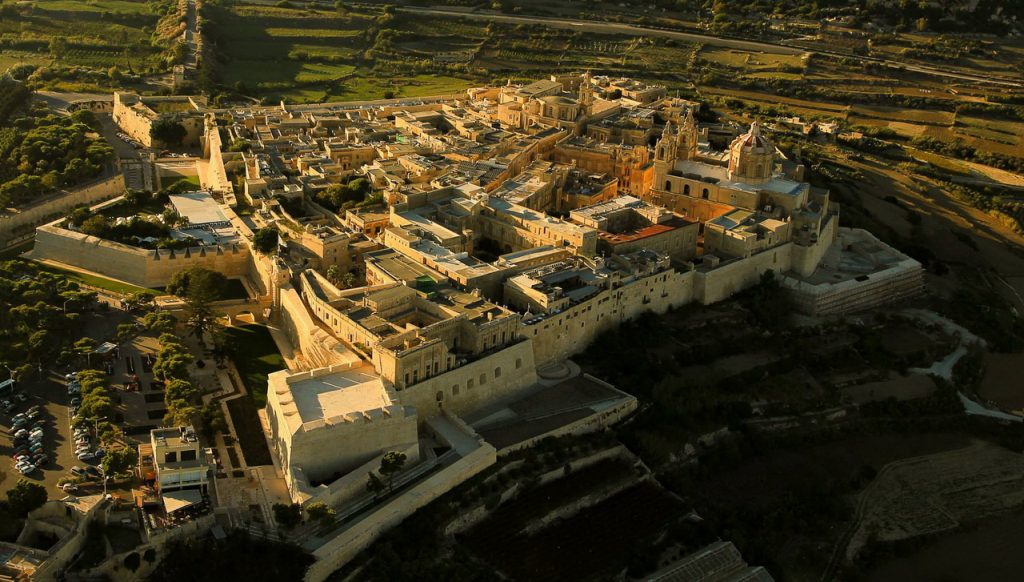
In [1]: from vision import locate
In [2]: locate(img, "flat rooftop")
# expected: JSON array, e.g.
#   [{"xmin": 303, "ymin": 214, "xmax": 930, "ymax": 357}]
[
  {"xmin": 790, "ymin": 228, "xmax": 919, "ymax": 286},
  {"xmin": 288, "ymin": 365, "xmax": 392, "ymax": 424},
  {"xmin": 168, "ymin": 192, "xmax": 229, "ymax": 226}
]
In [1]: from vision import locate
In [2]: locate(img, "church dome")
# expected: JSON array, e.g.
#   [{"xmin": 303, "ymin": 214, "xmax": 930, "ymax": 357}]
[{"xmin": 728, "ymin": 121, "xmax": 774, "ymax": 184}]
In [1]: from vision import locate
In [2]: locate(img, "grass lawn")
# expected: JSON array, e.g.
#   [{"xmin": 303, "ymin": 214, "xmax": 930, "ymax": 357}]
[
  {"xmin": 226, "ymin": 396, "xmax": 273, "ymax": 466},
  {"xmin": 224, "ymin": 324, "xmax": 284, "ymax": 407},
  {"xmin": 34, "ymin": 262, "xmax": 160, "ymax": 296},
  {"xmin": 160, "ymin": 175, "xmax": 201, "ymax": 191}
]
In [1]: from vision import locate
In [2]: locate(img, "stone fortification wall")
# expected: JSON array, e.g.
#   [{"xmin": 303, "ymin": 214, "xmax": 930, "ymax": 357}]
[
  {"xmin": 267, "ymin": 363, "xmax": 419, "ymax": 485},
  {"xmin": 26, "ymin": 499, "xmax": 105, "ymax": 580},
  {"xmin": 287, "ymin": 441, "xmax": 420, "ymax": 506},
  {"xmin": 31, "ymin": 224, "xmax": 251, "ymax": 287},
  {"xmin": 304, "ymin": 424, "xmax": 496, "ymax": 582},
  {"xmin": 0, "ymin": 174, "xmax": 125, "ymax": 247},
  {"xmin": 493, "ymin": 375, "xmax": 638, "ymax": 455},
  {"xmin": 278, "ymin": 284, "xmax": 356, "ymax": 369},
  {"xmin": 399, "ymin": 338, "xmax": 539, "ymax": 420},
  {"xmin": 695, "ymin": 243, "xmax": 794, "ymax": 305},
  {"xmin": 790, "ymin": 214, "xmax": 838, "ymax": 277},
  {"xmin": 524, "ymin": 267, "xmax": 694, "ymax": 366}
]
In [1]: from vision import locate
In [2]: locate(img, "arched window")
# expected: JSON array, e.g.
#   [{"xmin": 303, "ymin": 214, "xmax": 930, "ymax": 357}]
[
  {"xmin": 467, "ymin": 379, "xmax": 474, "ymax": 389},
  {"xmin": 515, "ymin": 358, "xmax": 522, "ymax": 369},
  {"xmin": 480, "ymin": 373, "xmax": 487, "ymax": 385},
  {"xmin": 702, "ymin": 188, "xmax": 710, "ymax": 199},
  {"xmin": 452, "ymin": 384, "xmax": 460, "ymax": 396},
  {"xmin": 494, "ymin": 367, "xmax": 502, "ymax": 378},
  {"xmin": 664, "ymin": 180, "xmax": 671, "ymax": 192},
  {"xmin": 683, "ymin": 184, "xmax": 690, "ymax": 196},
  {"xmin": 435, "ymin": 391, "xmax": 443, "ymax": 402}
]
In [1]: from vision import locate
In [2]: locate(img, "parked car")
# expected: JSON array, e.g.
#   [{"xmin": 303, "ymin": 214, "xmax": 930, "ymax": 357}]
[
  {"xmin": 65, "ymin": 373, "xmax": 77, "ymax": 381},
  {"xmin": 77, "ymin": 451, "xmax": 95, "ymax": 461},
  {"xmin": 0, "ymin": 400, "xmax": 14, "ymax": 412},
  {"xmin": 14, "ymin": 428, "xmax": 28, "ymax": 439},
  {"xmin": 17, "ymin": 464, "xmax": 35, "ymax": 475},
  {"xmin": 26, "ymin": 409, "xmax": 40, "ymax": 420},
  {"xmin": 93, "ymin": 448, "xmax": 106, "ymax": 459},
  {"xmin": 26, "ymin": 405, "xmax": 40, "ymax": 415},
  {"xmin": 33, "ymin": 453, "xmax": 48, "ymax": 466},
  {"xmin": 69, "ymin": 397, "xmax": 80, "ymax": 407},
  {"xmin": 70, "ymin": 466, "xmax": 86, "ymax": 477},
  {"xmin": 61, "ymin": 483, "xmax": 78, "ymax": 493},
  {"xmin": 12, "ymin": 417, "xmax": 28, "ymax": 429},
  {"xmin": 29, "ymin": 443, "xmax": 44, "ymax": 454},
  {"xmin": 84, "ymin": 466, "xmax": 101, "ymax": 478},
  {"xmin": 67, "ymin": 386, "xmax": 80, "ymax": 396},
  {"xmin": 14, "ymin": 393, "xmax": 27, "ymax": 403}
]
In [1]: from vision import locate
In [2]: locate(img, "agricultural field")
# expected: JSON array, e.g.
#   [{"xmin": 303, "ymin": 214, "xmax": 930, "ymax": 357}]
[{"xmin": 0, "ymin": 0, "xmax": 181, "ymax": 90}]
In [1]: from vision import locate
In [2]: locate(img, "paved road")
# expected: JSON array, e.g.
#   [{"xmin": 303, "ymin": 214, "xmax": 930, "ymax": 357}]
[
  {"xmin": 392, "ymin": 5, "xmax": 1024, "ymax": 88},
  {"xmin": 33, "ymin": 91, "xmax": 111, "ymax": 112}
]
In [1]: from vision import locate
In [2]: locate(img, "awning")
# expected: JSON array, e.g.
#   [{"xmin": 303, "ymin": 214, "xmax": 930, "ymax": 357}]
[
  {"xmin": 162, "ymin": 489, "xmax": 202, "ymax": 513},
  {"xmin": 94, "ymin": 342, "xmax": 118, "ymax": 355}
]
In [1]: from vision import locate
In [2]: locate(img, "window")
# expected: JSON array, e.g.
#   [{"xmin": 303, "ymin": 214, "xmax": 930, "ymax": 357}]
[
  {"xmin": 515, "ymin": 358, "xmax": 522, "ymax": 369},
  {"xmin": 164, "ymin": 452, "xmax": 177, "ymax": 463},
  {"xmin": 480, "ymin": 373, "xmax": 487, "ymax": 385},
  {"xmin": 436, "ymin": 391, "xmax": 443, "ymax": 402},
  {"xmin": 494, "ymin": 367, "xmax": 502, "ymax": 378},
  {"xmin": 452, "ymin": 384, "xmax": 460, "ymax": 396},
  {"xmin": 467, "ymin": 379, "xmax": 474, "ymax": 389},
  {"xmin": 683, "ymin": 184, "xmax": 690, "ymax": 195},
  {"xmin": 664, "ymin": 180, "xmax": 671, "ymax": 192},
  {"xmin": 181, "ymin": 450, "xmax": 197, "ymax": 462},
  {"xmin": 702, "ymin": 188, "xmax": 710, "ymax": 199},
  {"xmin": 434, "ymin": 362, "xmax": 439, "ymax": 374}
]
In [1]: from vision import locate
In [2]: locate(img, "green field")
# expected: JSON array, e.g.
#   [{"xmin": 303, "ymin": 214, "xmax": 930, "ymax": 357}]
[
  {"xmin": 0, "ymin": 0, "xmax": 172, "ymax": 89},
  {"xmin": 159, "ymin": 174, "xmax": 201, "ymax": 190},
  {"xmin": 222, "ymin": 324, "xmax": 284, "ymax": 407},
  {"xmin": 35, "ymin": 0, "xmax": 156, "ymax": 14},
  {"xmin": 34, "ymin": 261, "xmax": 160, "ymax": 295}
]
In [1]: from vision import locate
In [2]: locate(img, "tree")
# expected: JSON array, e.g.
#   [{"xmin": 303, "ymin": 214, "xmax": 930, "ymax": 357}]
[
  {"xmin": 101, "ymin": 447, "xmax": 137, "ymax": 476},
  {"xmin": 305, "ymin": 502, "xmax": 336, "ymax": 525},
  {"xmin": 143, "ymin": 311, "xmax": 177, "ymax": 334},
  {"xmin": 7, "ymin": 479, "xmax": 47, "ymax": 518},
  {"xmin": 366, "ymin": 471, "xmax": 385, "ymax": 499},
  {"xmin": 168, "ymin": 267, "xmax": 226, "ymax": 343},
  {"xmin": 48, "ymin": 37, "xmax": 68, "ymax": 58},
  {"xmin": 116, "ymin": 323, "xmax": 136, "ymax": 344},
  {"xmin": 122, "ymin": 291, "xmax": 155, "ymax": 312},
  {"xmin": 73, "ymin": 337, "xmax": 97, "ymax": 365},
  {"xmin": 379, "ymin": 451, "xmax": 407, "ymax": 493},
  {"xmin": 252, "ymin": 227, "xmax": 279, "ymax": 254},
  {"xmin": 150, "ymin": 117, "xmax": 187, "ymax": 146},
  {"xmin": 326, "ymin": 265, "xmax": 342, "ymax": 286},
  {"xmin": 272, "ymin": 503, "xmax": 303, "ymax": 529}
]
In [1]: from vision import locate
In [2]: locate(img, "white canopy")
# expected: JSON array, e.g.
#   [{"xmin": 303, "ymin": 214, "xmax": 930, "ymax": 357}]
[{"xmin": 161, "ymin": 489, "xmax": 202, "ymax": 513}]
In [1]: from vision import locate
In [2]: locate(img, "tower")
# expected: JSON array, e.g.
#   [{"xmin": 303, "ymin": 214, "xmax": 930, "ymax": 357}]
[
  {"xmin": 676, "ymin": 107, "xmax": 698, "ymax": 162},
  {"xmin": 654, "ymin": 121, "xmax": 675, "ymax": 163},
  {"xmin": 578, "ymin": 71, "xmax": 594, "ymax": 116}
]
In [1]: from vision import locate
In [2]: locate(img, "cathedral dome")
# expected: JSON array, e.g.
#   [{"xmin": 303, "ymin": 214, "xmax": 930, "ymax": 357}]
[{"xmin": 728, "ymin": 121, "xmax": 774, "ymax": 184}]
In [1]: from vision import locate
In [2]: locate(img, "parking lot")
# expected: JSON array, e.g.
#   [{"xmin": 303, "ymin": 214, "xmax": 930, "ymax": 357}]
[{"xmin": 0, "ymin": 373, "xmax": 77, "ymax": 498}]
